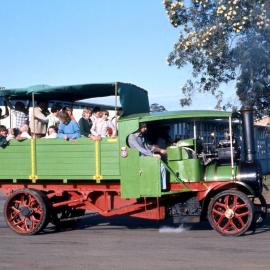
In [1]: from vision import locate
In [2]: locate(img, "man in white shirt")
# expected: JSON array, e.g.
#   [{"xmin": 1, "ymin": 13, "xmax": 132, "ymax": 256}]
[{"xmin": 29, "ymin": 101, "xmax": 48, "ymax": 138}]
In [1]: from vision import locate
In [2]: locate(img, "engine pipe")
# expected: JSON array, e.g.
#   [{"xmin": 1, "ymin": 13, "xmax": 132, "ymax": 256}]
[{"xmin": 241, "ymin": 107, "xmax": 256, "ymax": 163}]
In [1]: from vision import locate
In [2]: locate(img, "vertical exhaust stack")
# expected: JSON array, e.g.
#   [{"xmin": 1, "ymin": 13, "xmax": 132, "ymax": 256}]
[{"xmin": 241, "ymin": 107, "xmax": 256, "ymax": 163}]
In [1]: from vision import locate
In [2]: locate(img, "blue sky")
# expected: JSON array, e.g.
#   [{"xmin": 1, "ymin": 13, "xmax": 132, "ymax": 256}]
[{"xmin": 0, "ymin": 0, "xmax": 235, "ymax": 110}]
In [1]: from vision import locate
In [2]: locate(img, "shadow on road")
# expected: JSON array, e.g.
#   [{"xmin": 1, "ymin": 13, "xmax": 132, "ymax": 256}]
[
  {"xmin": 43, "ymin": 212, "xmax": 270, "ymax": 236},
  {"xmin": 42, "ymin": 213, "xmax": 212, "ymax": 234}
]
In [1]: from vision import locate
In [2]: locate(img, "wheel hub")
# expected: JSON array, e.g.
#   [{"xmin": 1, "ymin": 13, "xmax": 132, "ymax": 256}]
[
  {"xmin": 20, "ymin": 207, "xmax": 33, "ymax": 217},
  {"xmin": 224, "ymin": 208, "xmax": 234, "ymax": 219}
]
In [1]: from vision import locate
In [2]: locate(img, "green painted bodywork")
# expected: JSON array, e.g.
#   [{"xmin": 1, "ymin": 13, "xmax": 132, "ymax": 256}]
[
  {"xmin": 169, "ymin": 159, "xmax": 204, "ymax": 182},
  {"xmin": 0, "ymin": 138, "xmax": 120, "ymax": 181},
  {"xmin": 0, "ymin": 83, "xmax": 237, "ymax": 199},
  {"xmin": 121, "ymin": 110, "xmax": 232, "ymax": 122},
  {"xmin": 0, "ymin": 140, "xmax": 31, "ymax": 180},
  {"xmin": 204, "ymin": 163, "xmax": 237, "ymax": 182},
  {"xmin": 167, "ymin": 142, "xmax": 204, "ymax": 182},
  {"xmin": 0, "ymin": 110, "xmax": 235, "ymax": 198}
]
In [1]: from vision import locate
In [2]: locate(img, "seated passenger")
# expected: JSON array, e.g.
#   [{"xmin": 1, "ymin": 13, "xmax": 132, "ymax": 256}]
[
  {"xmin": 58, "ymin": 111, "xmax": 80, "ymax": 140},
  {"xmin": 91, "ymin": 110, "xmax": 116, "ymax": 138},
  {"xmin": 128, "ymin": 123, "xmax": 167, "ymax": 190},
  {"xmin": 90, "ymin": 107, "xmax": 102, "ymax": 138},
  {"xmin": 45, "ymin": 125, "xmax": 58, "ymax": 139},
  {"xmin": 46, "ymin": 104, "xmax": 61, "ymax": 133},
  {"xmin": 7, "ymin": 128, "xmax": 15, "ymax": 141},
  {"xmin": 16, "ymin": 124, "xmax": 32, "ymax": 140},
  {"xmin": 0, "ymin": 125, "xmax": 8, "ymax": 147},
  {"xmin": 78, "ymin": 108, "xmax": 93, "ymax": 137}
]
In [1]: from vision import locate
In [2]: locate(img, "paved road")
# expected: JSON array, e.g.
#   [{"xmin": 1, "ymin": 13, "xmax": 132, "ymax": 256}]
[{"xmin": 0, "ymin": 195, "xmax": 270, "ymax": 270}]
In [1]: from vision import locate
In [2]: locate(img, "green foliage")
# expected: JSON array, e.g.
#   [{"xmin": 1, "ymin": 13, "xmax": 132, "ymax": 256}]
[
  {"xmin": 164, "ymin": 0, "xmax": 270, "ymax": 116},
  {"xmin": 150, "ymin": 103, "xmax": 166, "ymax": 112}
]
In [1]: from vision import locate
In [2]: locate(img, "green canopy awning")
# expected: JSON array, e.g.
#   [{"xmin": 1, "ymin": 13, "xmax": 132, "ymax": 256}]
[{"xmin": 0, "ymin": 82, "xmax": 150, "ymax": 116}]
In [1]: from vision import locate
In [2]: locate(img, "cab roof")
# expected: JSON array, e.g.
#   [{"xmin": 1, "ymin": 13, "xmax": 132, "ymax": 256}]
[{"xmin": 121, "ymin": 110, "xmax": 232, "ymax": 122}]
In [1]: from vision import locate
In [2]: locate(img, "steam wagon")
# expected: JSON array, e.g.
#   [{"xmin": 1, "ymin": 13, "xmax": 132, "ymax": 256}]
[{"xmin": 0, "ymin": 82, "xmax": 266, "ymax": 236}]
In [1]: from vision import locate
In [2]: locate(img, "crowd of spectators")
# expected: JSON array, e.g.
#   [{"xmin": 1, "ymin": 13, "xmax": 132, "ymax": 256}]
[{"xmin": 0, "ymin": 100, "xmax": 119, "ymax": 146}]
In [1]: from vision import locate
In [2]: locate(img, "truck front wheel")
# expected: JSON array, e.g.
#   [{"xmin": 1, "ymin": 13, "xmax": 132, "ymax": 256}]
[{"xmin": 207, "ymin": 190, "xmax": 254, "ymax": 236}]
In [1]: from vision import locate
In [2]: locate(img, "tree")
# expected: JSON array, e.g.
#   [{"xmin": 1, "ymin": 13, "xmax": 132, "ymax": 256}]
[
  {"xmin": 164, "ymin": 0, "xmax": 270, "ymax": 117},
  {"xmin": 150, "ymin": 103, "xmax": 167, "ymax": 112}
]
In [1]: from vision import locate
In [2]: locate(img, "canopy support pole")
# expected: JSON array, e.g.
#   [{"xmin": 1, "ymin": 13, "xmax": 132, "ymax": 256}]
[
  {"xmin": 93, "ymin": 140, "xmax": 103, "ymax": 183},
  {"xmin": 29, "ymin": 92, "xmax": 38, "ymax": 182},
  {"xmin": 114, "ymin": 82, "xmax": 118, "ymax": 126},
  {"xmin": 229, "ymin": 116, "xmax": 235, "ymax": 180}
]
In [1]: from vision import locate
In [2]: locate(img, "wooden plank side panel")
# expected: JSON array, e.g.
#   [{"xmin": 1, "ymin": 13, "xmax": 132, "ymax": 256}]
[
  {"xmin": 100, "ymin": 140, "xmax": 120, "ymax": 176},
  {"xmin": 36, "ymin": 139, "xmax": 96, "ymax": 177},
  {"xmin": 0, "ymin": 141, "xmax": 31, "ymax": 179},
  {"xmin": 0, "ymin": 138, "xmax": 121, "ymax": 181}
]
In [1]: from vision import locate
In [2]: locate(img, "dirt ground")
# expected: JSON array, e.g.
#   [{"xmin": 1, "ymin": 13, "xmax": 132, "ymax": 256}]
[{"xmin": 262, "ymin": 177, "xmax": 270, "ymax": 202}]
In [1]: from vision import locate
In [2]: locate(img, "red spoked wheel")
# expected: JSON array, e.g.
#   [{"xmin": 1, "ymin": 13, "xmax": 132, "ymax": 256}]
[
  {"xmin": 208, "ymin": 190, "xmax": 254, "ymax": 236},
  {"xmin": 4, "ymin": 189, "xmax": 50, "ymax": 235}
]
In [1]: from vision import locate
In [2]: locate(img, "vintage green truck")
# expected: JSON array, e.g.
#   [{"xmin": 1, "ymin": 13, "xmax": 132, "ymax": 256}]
[{"xmin": 0, "ymin": 82, "xmax": 266, "ymax": 236}]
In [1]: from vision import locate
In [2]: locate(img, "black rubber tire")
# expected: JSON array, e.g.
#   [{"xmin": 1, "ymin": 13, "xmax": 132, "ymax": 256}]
[
  {"xmin": 4, "ymin": 188, "xmax": 50, "ymax": 235},
  {"xmin": 252, "ymin": 194, "xmax": 268, "ymax": 227},
  {"xmin": 207, "ymin": 190, "xmax": 254, "ymax": 237}
]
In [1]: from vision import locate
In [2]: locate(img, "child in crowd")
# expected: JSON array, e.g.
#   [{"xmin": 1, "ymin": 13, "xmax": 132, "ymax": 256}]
[
  {"xmin": 16, "ymin": 124, "xmax": 31, "ymax": 141},
  {"xmin": 0, "ymin": 125, "xmax": 8, "ymax": 147},
  {"xmin": 78, "ymin": 108, "xmax": 92, "ymax": 137},
  {"xmin": 58, "ymin": 111, "xmax": 80, "ymax": 140},
  {"xmin": 63, "ymin": 106, "xmax": 76, "ymax": 122},
  {"xmin": 46, "ymin": 104, "xmax": 61, "ymax": 133},
  {"xmin": 91, "ymin": 110, "xmax": 116, "ymax": 138},
  {"xmin": 46, "ymin": 125, "xmax": 58, "ymax": 138},
  {"xmin": 7, "ymin": 128, "xmax": 15, "ymax": 141},
  {"xmin": 90, "ymin": 106, "xmax": 102, "ymax": 123}
]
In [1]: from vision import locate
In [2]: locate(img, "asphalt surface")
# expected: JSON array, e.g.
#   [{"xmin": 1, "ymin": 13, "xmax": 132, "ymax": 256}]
[{"xmin": 0, "ymin": 195, "xmax": 270, "ymax": 270}]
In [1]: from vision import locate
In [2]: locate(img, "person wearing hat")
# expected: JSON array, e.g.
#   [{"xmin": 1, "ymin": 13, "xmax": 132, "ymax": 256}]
[{"xmin": 128, "ymin": 122, "xmax": 167, "ymax": 190}]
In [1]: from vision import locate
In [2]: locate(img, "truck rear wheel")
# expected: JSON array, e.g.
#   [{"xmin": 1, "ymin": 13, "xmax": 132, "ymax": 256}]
[
  {"xmin": 4, "ymin": 189, "xmax": 50, "ymax": 235},
  {"xmin": 208, "ymin": 190, "xmax": 254, "ymax": 236}
]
